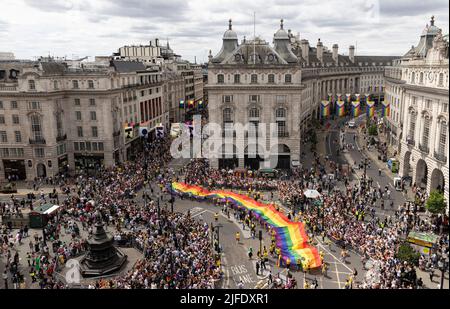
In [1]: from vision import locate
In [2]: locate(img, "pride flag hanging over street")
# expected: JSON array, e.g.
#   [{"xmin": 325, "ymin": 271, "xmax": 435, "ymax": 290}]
[
  {"xmin": 336, "ymin": 100, "xmax": 345, "ymax": 117},
  {"xmin": 366, "ymin": 101, "xmax": 375, "ymax": 118},
  {"xmin": 171, "ymin": 182, "xmax": 322, "ymax": 269},
  {"xmin": 321, "ymin": 100, "xmax": 331, "ymax": 118},
  {"xmin": 382, "ymin": 101, "xmax": 390, "ymax": 117},
  {"xmin": 351, "ymin": 101, "xmax": 361, "ymax": 117}
]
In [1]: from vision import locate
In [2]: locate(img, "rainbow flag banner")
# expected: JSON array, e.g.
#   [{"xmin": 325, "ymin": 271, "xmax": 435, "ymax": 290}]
[
  {"xmin": 321, "ymin": 100, "xmax": 331, "ymax": 118},
  {"xmin": 336, "ymin": 100, "xmax": 345, "ymax": 117},
  {"xmin": 382, "ymin": 101, "xmax": 390, "ymax": 117},
  {"xmin": 351, "ymin": 101, "xmax": 361, "ymax": 117},
  {"xmin": 366, "ymin": 101, "xmax": 375, "ymax": 118},
  {"xmin": 171, "ymin": 182, "xmax": 322, "ymax": 269}
]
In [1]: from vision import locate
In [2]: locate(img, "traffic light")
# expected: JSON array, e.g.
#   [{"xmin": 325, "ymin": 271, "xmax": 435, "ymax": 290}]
[
  {"xmin": 188, "ymin": 100, "xmax": 194, "ymax": 108},
  {"xmin": 179, "ymin": 100, "xmax": 184, "ymax": 108},
  {"xmin": 198, "ymin": 100, "xmax": 203, "ymax": 108}
]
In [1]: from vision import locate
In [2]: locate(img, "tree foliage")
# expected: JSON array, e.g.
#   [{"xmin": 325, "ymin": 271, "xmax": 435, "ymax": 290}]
[
  {"xmin": 426, "ymin": 190, "xmax": 446, "ymax": 214},
  {"xmin": 396, "ymin": 242, "xmax": 420, "ymax": 265}
]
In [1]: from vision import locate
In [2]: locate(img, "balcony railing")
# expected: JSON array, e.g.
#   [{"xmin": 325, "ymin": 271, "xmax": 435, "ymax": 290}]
[
  {"xmin": 56, "ymin": 134, "xmax": 67, "ymax": 142},
  {"xmin": 418, "ymin": 143, "xmax": 429, "ymax": 154},
  {"xmin": 29, "ymin": 138, "xmax": 46, "ymax": 145},
  {"xmin": 434, "ymin": 151, "xmax": 447, "ymax": 164}
]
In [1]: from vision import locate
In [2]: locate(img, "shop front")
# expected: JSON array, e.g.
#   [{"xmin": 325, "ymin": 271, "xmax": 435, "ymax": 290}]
[
  {"xmin": 74, "ymin": 153, "xmax": 104, "ymax": 175},
  {"xmin": 58, "ymin": 155, "xmax": 69, "ymax": 176},
  {"xmin": 2, "ymin": 159, "xmax": 26, "ymax": 180}
]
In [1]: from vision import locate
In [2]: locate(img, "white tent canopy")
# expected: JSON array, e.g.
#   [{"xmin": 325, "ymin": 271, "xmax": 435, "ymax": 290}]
[
  {"xmin": 303, "ymin": 189, "xmax": 321, "ymax": 199},
  {"xmin": 43, "ymin": 205, "xmax": 60, "ymax": 215}
]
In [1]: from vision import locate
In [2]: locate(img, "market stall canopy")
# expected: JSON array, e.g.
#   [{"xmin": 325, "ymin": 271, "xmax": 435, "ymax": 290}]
[
  {"xmin": 407, "ymin": 231, "xmax": 439, "ymax": 248},
  {"xmin": 43, "ymin": 205, "xmax": 60, "ymax": 215},
  {"xmin": 32, "ymin": 204, "xmax": 60, "ymax": 215},
  {"xmin": 304, "ymin": 189, "xmax": 321, "ymax": 199}
]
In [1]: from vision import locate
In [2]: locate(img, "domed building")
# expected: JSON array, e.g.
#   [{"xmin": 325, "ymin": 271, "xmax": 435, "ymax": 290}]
[
  {"xmin": 385, "ymin": 16, "xmax": 449, "ymax": 209},
  {"xmin": 206, "ymin": 18, "xmax": 398, "ymax": 170}
]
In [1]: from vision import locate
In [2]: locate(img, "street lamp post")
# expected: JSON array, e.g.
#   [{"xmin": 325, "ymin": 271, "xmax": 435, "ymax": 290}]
[{"xmin": 438, "ymin": 257, "xmax": 448, "ymax": 289}]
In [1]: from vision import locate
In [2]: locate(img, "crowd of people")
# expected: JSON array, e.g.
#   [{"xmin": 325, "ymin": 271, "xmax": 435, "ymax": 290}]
[
  {"xmin": 1, "ymin": 136, "xmax": 220, "ymax": 289},
  {"xmin": 181, "ymin": 149, "xmax": 448, "ymax": 289},
  {"xmin": 1, "ymin": 122, "xmax": 448, "ymax": 290}
]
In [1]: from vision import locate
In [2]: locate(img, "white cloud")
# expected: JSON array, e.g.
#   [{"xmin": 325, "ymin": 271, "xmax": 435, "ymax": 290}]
[{"xmin": 0, "ymin": 0, "xmax": 448, "ymax": 62}]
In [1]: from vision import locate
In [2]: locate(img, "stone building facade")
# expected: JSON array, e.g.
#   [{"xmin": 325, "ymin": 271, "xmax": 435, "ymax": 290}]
[
  {"xmin": 206, "ymin": 19, "xmax": 397, "ymax": 169},
  {"xmin": 385, "ymin": 17, "xmax": 449, "ymax": 205},
  {"xmin": 0, "ymin": 59, "xmax": 169, "ymax": 181}
]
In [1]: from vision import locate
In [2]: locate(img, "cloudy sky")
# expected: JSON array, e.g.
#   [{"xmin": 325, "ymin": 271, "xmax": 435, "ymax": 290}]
[{"xmin": 1, "ymin": 0, "xmax": 448, "ymax": 63}]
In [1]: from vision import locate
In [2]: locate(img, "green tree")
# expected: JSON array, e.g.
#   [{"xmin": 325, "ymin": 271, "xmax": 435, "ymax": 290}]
[
  {"xmin": 368, "ymin": 124, "xmax": 378, "ymax": 136},
  {"xmin": 425, "ymin": 190, "xmax": 446, "ymax": 214},
  {"xmin": 396, "ymin": 242, "xmax": 420, "ymax": 265}
]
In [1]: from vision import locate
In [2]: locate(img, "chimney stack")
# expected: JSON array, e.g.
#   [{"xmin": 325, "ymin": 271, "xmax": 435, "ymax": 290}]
[
  {"xmin": 317, "ymin": 39, "xmax": 323, "ymax": 64},
  {"xmin": 349, "ymin": 45, "xmax": 355, "ymax": 63},
  {"xmin": 332, "ymin": 44, "xmax": 339, "ymax": 64},
  {"xmin": 301, "ymin": 39, "xmax": 309, "ymax": 64}
]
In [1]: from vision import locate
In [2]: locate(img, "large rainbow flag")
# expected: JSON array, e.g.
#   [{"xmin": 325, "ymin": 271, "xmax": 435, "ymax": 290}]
[
  {"xmin": 336, "ymin": 100, "xmax": 345, "ymax": 117},
  {"xmin": 171, "ymin": 182, "xmax": 322, "ymax": 269},
  {"xmin": 351, "ymin": 101, "xmax": 361, "ymax": 117},
  {"xmin": 381, "ymin": 101, "xmax": 390, "ymax": 117},
  {"xmin": 366, "ymin": 101, "xmax": 375, "ymax": 118},
  {"xmin": 321, "ymin": 100, "xmax": 330, "ymax": 118}
]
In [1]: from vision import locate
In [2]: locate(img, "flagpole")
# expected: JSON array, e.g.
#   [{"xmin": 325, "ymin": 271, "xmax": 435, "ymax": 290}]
[{"xmin": 253, "ymin": 11, "xmax": 256, "ymax": 65}]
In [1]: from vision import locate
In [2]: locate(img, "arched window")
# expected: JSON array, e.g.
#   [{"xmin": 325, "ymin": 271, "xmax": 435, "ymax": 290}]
[
  {"xmin": 250, "ymin": 74, "xmax": 258, "ymax": 84},
  {"xmin": 422, "ymin": 114, "xmax": 431, "ymax": 149},
  {"xmin": 420, "ymin": 72, "xmax": 424, "ymax": 84},
  {"xmin": 408, "ymin": 110, "xmax": 416, "ymax": 141},
  {"xmin": 411, "ymin": 72, "xmax": 415, "ymax": 84},
  {"xmin": 268, "ymin": 74, "xmax": 275, "ymax": 84},
  {"xmin": 217, "ymin": 74, "xmax": 224, "ymax": 84},
  {"xmin": 438, "ymin": 73, "xmax": 444, "ymax": 87},
  {"xmin": 438, "ymin": 120, "xmax": 447, "ymax": 157}
]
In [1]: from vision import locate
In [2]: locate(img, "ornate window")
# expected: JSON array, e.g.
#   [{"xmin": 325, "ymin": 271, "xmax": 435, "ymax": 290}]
[
  {"xmin": 438, "ymin": 121, "xmax": 447, "ymax": 157},
  {"xmin": 217, "ymin": 74, "xmax": 224, "ymax": 84},
  {"xmin": 251, "ymin": 74, "xmax": 258, "ymax": 84},
  {"xmin": 234, "ymin": 74, "xmax": 240, "ymax": 84},
  {"xmin": 248, "ymin": 108, "xmax": 260, "ymax": 119},
  {"xmin": 438, "ymin": 73, "xmax": 444, "ymax": 87},
  {"xmin": 276, "ymin": 107, "xmax": 286, "ymax": 118},
  {"xmin": 223, "ymin": 108, "xmax": 233, "ymax": 123},
  {"xmin": 422, "ymin": 115, "xmax": 431, "ymax": 148},
  {"xmin": 28, "ymin": 80, "xmax": 36, "ymax": 90},
  {"xmin": 420, "ymin": 72, "xmax": 424, "ymax": 84},
  {"xmin": 268, "ymin": 74, "xmax": 275, "ymax": 84},
  {"xmin": 411, "ymin": 72, "xmax": 415, "ymax": 84},
  {"xmin": 30, "ymin": 114, "xmax": 43, "ymax": 140},
  {"xmin": 285, "ymin": 74, "xmax": 292, "ymax": 83},
  {"xmin": 408, "ymin": 110, "xmax": 416, "ymax": 140}
]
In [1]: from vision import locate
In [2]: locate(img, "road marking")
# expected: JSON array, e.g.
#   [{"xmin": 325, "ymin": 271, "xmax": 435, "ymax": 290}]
[
  {"xmin": 335, "ymin": 261, "xmax": 342, "ymax": 289},
  {"xmin": 315, "ymin": 238, "xmax": 353, "ymax": 272},
  {"xmin": 191, "ymin": 210, "xmax": 207, "ymax": 218}
]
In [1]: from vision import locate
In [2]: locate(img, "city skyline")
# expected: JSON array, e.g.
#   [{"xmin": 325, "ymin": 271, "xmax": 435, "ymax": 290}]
[{"xmin": 1, "ymin": 0, "xmax": 449, "ymax": 63}]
